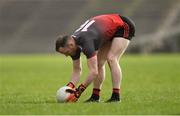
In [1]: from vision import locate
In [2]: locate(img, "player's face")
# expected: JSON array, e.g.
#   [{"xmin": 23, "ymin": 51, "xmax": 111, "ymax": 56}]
[
  {"xmin": 58, "ymin": 45, "xmax": 76, "ymax": 56},
  {"xmin": 58, "ymin": 47, "xmax": 72, "ymax": 56},
  {"xmin": 58, "ymin": 39, "xmax": 77, "ymax": 56}
]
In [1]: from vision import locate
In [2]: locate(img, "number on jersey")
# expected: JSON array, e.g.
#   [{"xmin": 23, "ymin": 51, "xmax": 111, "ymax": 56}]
[{"xmin": 75, "ymin": 20, "xmax": 95, "ymax": 32}]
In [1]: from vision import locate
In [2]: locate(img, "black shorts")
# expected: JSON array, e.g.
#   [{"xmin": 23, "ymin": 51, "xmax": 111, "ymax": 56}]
[{"xmin": 114, "ymin": 15, "xmax": 136, "ymax": 40}]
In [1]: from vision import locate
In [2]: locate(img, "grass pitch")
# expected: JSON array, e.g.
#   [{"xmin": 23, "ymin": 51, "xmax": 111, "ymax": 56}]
[{"xmin": 0, "ymin": 54, "xmax": 180, "ymax": 115}]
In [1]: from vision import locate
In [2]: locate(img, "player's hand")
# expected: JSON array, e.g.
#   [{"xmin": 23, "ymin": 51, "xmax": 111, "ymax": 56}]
[
  {"xmin": 65, "ymin": 84, "xmax": 86, "ymax": 102},
  {"xmin": 66, "ymin": 82, "xmax": 75, "ymax": 88},
  {"xmin": 66, "ymin": 93, "xmax": 78, "ymax": 102},
  {"xmin": 65, "ymin": 89, "xmax": 79, "ymax": 102},
  {"xmin": 66, "ymin": 88, "xmax": 80, "ymax": 98},
  {"xmin": 66, "ymin": 88, "xmax": 76, "ymax": 94}
]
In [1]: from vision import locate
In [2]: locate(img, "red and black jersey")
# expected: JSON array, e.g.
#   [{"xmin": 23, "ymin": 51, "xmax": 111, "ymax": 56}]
[
  {"xmin": 71, "ymin": 14, "xmax": 135, "ymax": 60},
  {"xmin": 92, "ymin": 14, "xmax": 124, "ymax": 40}
]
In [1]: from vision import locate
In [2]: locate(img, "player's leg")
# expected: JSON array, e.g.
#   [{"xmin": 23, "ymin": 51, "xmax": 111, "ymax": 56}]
[
  {"xmin": 95, "ymin": 42, "xmax": 111, "ymax": 89},
  {"xmin": 106, "ymin": 37, "xmax": 130, "ymax": 102},
  {"xmin": 85, "ymin": 42, "xmax": 111, "ymax": 102}
]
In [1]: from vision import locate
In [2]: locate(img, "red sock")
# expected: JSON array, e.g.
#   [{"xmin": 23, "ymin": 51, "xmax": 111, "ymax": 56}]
[
  {"xmin": 113, "ymin": 88, "xmax": 120, "ymax": 94},
  {"xmin": 93, "ymin": 88, "xmax": 100, "ymax": 96}
]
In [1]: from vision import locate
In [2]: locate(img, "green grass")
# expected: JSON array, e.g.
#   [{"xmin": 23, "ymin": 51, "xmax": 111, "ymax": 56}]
[{"xmin": 0, "ymin": 54, "xmax": 180, "ymax": 115}]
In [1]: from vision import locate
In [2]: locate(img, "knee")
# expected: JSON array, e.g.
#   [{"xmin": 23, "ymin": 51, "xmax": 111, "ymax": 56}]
[
  {"xmin": 98, "ymin": 60, "xmax": 105, "ymax": 69},
  {"xmin": 107, "ymin": 55, "xmax": 117, "ymax": 65},
  {"xmin": 98, "ymin": 64, "xmax": 105, "ymax": 73}
]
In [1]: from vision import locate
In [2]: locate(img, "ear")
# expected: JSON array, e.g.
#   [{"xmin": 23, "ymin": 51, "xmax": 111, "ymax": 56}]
[
  {"xmin": 58, "ymin": 47, "xmax": 64, "ymax": 53},
  {"xmin": 69, "ymin": 43, "xmax": 74, "ymax": 48},
  {"xmin": 68, "ymin": 39, "xmax": 75, "ymax": 48}
]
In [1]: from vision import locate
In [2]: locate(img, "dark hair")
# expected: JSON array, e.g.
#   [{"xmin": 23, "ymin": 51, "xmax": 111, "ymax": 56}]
[{"xmin": 55, "ymin": 35, "xmax": 70, "ymax": 51}]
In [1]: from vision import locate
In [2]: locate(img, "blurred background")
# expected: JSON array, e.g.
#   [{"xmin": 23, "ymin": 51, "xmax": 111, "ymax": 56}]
[{"xmin": 0, "ymin": 0, "xmax": 180, "ymax": 54}]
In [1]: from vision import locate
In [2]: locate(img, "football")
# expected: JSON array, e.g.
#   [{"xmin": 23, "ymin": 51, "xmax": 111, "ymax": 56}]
[{"xmin": 56, "ymin": 86, "xmax": 72, "ymax": 103}]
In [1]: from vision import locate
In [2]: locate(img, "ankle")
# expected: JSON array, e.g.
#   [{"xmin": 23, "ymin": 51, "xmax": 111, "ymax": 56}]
[
  {"xmin": 91, "ymin": 94, "xmax": 100, "ymax": 100},
  {"xmin": 111, "ymin": 88, "xmax": 120, "ymax": 99},
  {"xmin": 93, "ymin": 88, "xmax": 101, "ymax": 96},
  {"xmin": 113, "ymin": 88, "xmax": 120, "ymax": 94}
]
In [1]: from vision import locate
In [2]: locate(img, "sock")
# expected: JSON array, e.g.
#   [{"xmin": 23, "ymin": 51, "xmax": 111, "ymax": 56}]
[
  {"xmin": 93, "ymin": 88, "xmax": 100, "ymax": 96},
  {"xmin": 113, "ymin": 88, "xmax": 120, "ymax": 94},
  {"xmin": 112, "ymin": 88, "xmax": 120, "ymax": 99},
  {"xmin": 91, "ymin": 88, "xmax": 100, "ymax": 100}
]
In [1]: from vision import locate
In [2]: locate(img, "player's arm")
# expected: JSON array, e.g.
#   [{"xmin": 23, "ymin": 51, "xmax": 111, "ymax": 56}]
[
  {"xmin": 67, "ymin": 41, "xmax": 98, "ymax": 100},
  {"xmin": 67, "ymin": 49, "xmax": 81, "ymax": 88},
  {"xmin": 70, "ymin": 59, "xmax": 81, "ymax": 85},
  {"xmin": 82, "ymin": 55, "xmax": 98, "ymax": 87},
  {"xmin": 80, "ymin": 38, "xmax": 98, "ymax": 87},
  {"xmin": 66, "ymin": 55, "xmax": 98, "ymax": 102}
]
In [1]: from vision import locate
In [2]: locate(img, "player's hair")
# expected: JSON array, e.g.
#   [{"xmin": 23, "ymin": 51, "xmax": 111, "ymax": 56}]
[{"xmin": 55, "ymin": 35, "xmax": 70, "ymax": 51}]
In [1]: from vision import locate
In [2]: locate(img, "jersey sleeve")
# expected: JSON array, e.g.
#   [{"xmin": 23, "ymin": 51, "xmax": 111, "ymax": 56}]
[
  {"xmin": 70, "ymin": 48, "xmax": 81, "ymax": 60},
  {"xmin": 82, "ymin": 39, "xmax": 96, "ymax": 59}
]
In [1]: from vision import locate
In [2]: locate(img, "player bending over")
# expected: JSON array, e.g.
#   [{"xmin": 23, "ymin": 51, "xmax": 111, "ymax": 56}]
[{"xmin": 55, "ymin": 14, "xmax": 135, "ymax": 102}]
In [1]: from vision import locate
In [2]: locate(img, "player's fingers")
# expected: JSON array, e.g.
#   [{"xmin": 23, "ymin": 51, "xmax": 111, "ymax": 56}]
[
  {"xmin": 67, "ymin": 97, "xmax": 77, "ymax": 102},
  {"xmin": 66, "ymin": 89, "xmax": 75, "ymax": 93},
  {"xmin": 66, "ymin": 94, "xmax": 77, "ymax": 102}
]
